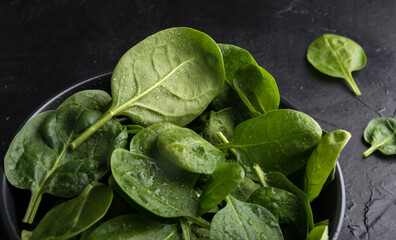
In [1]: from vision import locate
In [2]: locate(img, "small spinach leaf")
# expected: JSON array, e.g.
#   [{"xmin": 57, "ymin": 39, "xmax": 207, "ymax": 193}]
[
  {"xmin": 210, "ymin": 195, "xmax": 283, "ymax": 240},
  {"xmin": 307, "ymin": 225, "xmax": 328, "ymax": 240},
  {"xmin": 30, "ymin": 182, "xmax": 113, "ymax": 240},
  {"xmin": 304, "ymin": 130, "xmax": 351, "ymax": 202},
  {"xmin": 58, "ymin": 89, "xmax": 112, "ymax": 112},
  {"xmin": 363, "ymin": 117, "xmax": 396, "ymax": 157},
  {"xmin": 198, "ymin": 163, "xmax": 244, "ymax": 215},
  {"xmin": 307, "ymin": 34, "xmax": 366, "ymax": 96}
]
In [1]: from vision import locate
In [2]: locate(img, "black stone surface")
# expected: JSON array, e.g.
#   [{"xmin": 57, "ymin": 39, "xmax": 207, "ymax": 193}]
[{"xmin": 0, "ymin": 0, "xmax": 395, "ymax": 239}]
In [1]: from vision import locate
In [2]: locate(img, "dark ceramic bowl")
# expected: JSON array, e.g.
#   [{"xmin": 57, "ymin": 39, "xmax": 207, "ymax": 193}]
[{"xmin": 0, "ymin": 73, "xmax": 345, "ymax": 240}]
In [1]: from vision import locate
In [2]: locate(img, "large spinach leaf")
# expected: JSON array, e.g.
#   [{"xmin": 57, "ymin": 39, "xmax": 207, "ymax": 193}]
[
  {"xmin": 197, "ymin": 163, "xmax": 244, "ymax": 215},
  {"xmin": 28, "ymin": 182, "xmax": 113, "ymax": 240},
  {"xmin": 363, "ymin": 117, "xmax": 396, "ymax": 157},
  {"xmin": 304, "ymin": 130, "xmax": 351, "ymax": 202},
  {"xmin": 217, "ymin": 109, "xmax": 322, "ymax": 178},
  {"xmin": 307, "ymin": 34, "xmax": 366, "ymax": 96},
  {"xmin": 71, "ymin": 27, "xmax": 225, "ymax": 148},
  {"xmin": 86, "ymin": 214, "xmax": 181, "ymax": 240},
  {"xmin": 4, "ymin": 104, "xmax": 123, "ymax": 224},
  {"xmin": 210, "ymin": 195, "xmax": 283, "ymax": 240}
]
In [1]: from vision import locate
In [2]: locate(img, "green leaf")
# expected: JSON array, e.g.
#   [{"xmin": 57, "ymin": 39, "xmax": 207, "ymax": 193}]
[
  {"xmin": 363, "ymin": 117, "xmax": 396, "ymax": 157},
  {"xmin": 218, "ymin": 109, "xmax": 322, "ymax": 178},
  {"xmin": 210, "ymin": 195, "xmax": 283, "ymax": 240},
  {"xmin": 233, "ymin": 64, "xmax": 280, "ymax": 115},
  {"xmin": 157, "ymin": 126, "xmax": 226, "ymax": 174},
  {"xmin": 230, "ymin": 177, "xmax": 261, "ymax": 202},
  {"xmin": 58, "ymin": 89, "xmax": 112, "ymax": 112},
  {"xmin": 30, "ymin": 182, "xmax": 113, "ymax": 240},
  {"xmin": 71, "ymin": 27, "xmax": 225, "ymax": 148},
  {"xmin": 304, "ymin": 130, "xmax": 351, "ymax": 202},
  {"xmin": 307, "ymin": 225, "xmax": 329, "ymax": 240},
  {"xmin": 307, "ymin": 34, "xmax": 366, "ymax": 95},
  {"xmin": 86, "ymin": 214, "xmax": 181, "ymax": 240},
  {"xmin": 111, "ymin": 149, "xmax": 199, "ymax": 218},
  {"xmin": 198, "ymin": 163, "xmax": 244, "ymax": 215}
]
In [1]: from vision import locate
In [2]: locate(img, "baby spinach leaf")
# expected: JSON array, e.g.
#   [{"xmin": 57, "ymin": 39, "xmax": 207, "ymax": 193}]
[
  {"xmin": 4, "ymin": 105, "xmax": 123, "ymax": 224},
  {"xmin": 210, "ymin": 195, "xmax": 283, "ymax": 240},
  {"xmin": 230, "ymin": 177, "xmax": 261, "ymax": 202},
  {"xmin": 203, "ymin": 108, "xmax": 243, "ymax": 146},
  {"xmin": 304, "ymin": 130, "xmax": 351, "ymax": 202},
  {"xmin": 58, "ymin": 89, "xmax": 112, "ymax": 112},
  {"xmin": 217, "ymin": 43, "xmax": 257, "ymax": 86},
  {"xmin": 306, "ymin": 225, "xmax": 328, "ymax": 240},
  {"xmin": 307, "ymin": 34, "xmax": 366, "ymax": 96},
  {"xmin": 248, "ymin": 187, "xmax": 306, "ymax": 240},
  {"xmin": 198, "ymin": 163, "xmax": 244, "ymax": 215},
  {"xmin": 157, "ymin": 126, "xmax": 226, "ymax": 174},
  {"xmin": 111, "ymin": 148, "xmax": 199, "ymax": 218},
  {"xmin": 217, "ymin": 109, "xmax": 322, "ymax": 178},
  {"xmin": 29, "ymin": 182, "xmax": 113, "ymax": 240},
  {"xmin": 363, "ymin": 117, "xmax": 396, "ymax": 157},
  {"xmin": 71, "ymin": 27, "xmax": 225, "ymax": 148},
  {"xmin": 86, "ymin": 214, "xmax": 181, "ymax": 240},
  {"xmin": 233, "ymin": 64, "xmax": 280, "ymax": 115}
]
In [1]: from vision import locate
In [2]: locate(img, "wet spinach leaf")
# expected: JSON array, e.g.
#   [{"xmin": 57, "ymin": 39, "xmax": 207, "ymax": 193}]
[
  {"xmin": 217, "ymin": 109, "xmax": 322, "ymax": 178},
  {"xmin": 157, "ymin": 126, "xmax": 226, "ymax": 174},
  {"xmin": 4, "ymin": 104, "xmax": 123, "ymax": 224},
  {"xmin": 230, "ymin": 177, "xmax": 261, "ymax": 202},
  {"xmin": 233, "ymin": 64, "xmax": 280, "ymax": 115},
  {"xmin": 307, "ymin": 34, "xmax": 366, "ymax": 96},
  {"xmin": 210, "ymin": 195, "xmax": 283, "ymax": 240},
  {"xmin": 29, "ymin": 182, "xmax": 113, "ymax": 240},
  {"xmin": 306, "ymin": 225, "xmax": 328, "ymax": 240},
  {"xmin": 198, "ymin": 163, "xmax": 244, "ymax": 215},
  {"xmin": 58, "ymin": 89, "xmax": 112, "ymax": 112},
  {"xmin": 304, "ymin": 130, "xmax": 351, "ymax": 202},
  {"xmin": 71, "ymin": 27, "xmax": 225, "ymax": 148},
  {"xmin": 363, "ymin": 117, "xmax": 396, "ymax": 157},
  {"xmin": 86, "ymin": 214, "xmax": 181, "ymax": 240}
]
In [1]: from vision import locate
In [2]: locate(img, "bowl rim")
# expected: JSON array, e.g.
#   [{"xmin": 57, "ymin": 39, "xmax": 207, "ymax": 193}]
[{"xmin": 0, "ymin": 72, "xmax": 346, "ymax": 240}]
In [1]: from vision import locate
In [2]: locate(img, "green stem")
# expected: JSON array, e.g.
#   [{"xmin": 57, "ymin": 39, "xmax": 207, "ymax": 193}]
[
  {"xmin": 179, "ymin": 218, "xmax": 192, "ymax": 240},
  {"xmin": 184, "ymin": 216, "xmax": 210, "ymax": 229},
  {"xmin": 345, "ymin": 71, "xmax": 361, "ymax": 96},
  {"xmin": 253, "ymin": 164, "xmax": 268, "ymax": 187},
  {"xmin": 23, "ymin": 191, "xmax": 43, "ymax": 224},
  {"xmin": 216, "ymin": 131, "xmax": 237, "ymax": 158},
  {"xmin": 363, "ymin": 145, "xmax": 378, "ymax": 157},
  {"xmin": 70, "ymin": 110, "xmax": 114, "ymax": 149}
]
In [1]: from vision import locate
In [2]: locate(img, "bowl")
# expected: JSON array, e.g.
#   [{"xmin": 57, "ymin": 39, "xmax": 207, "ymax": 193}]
[{"xmin": 0, "ymin": 73, "xmax": 346, "ymax": 240}]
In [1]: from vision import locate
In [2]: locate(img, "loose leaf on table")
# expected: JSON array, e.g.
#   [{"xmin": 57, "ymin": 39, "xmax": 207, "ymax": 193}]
[
  {"xmin": 210, "ymin": 195, "xmax": 284, "ymax": 240},
  {"xmin": 197, "ymin": 163, "xmax": 244, "ymax": 215},
  {"xmin": 4, "ymin": 104, "xmax": 124, "ymax": 224},
  {"xmin": 248, "ymin": 187, "xmax": 307, "ymax": 240},
  {"xmin": 28, "ymin": 182, "xmax": 113, "ymax": 240},
  {"xmin": 111, "ymin": 148, "xmax": 199, "ymax": 218},
  {"xmin": 363, "ymin": 117, "xmax": 396, "ymax": 157},
  {"xmin": 233, "ymin": 64, "xmax": 280, "ymax": 115},
  {"xmin": 307, "ymin": 34, "xmax": 366, "ymax": 96},
  {"xmin": 217, "ymin": 109, "xmax": 322, "ymax": 179},
  {"xmin": 306, "ymin": 225, "xmax": 328, "ymax": 240},
  {"xmin": 157, "ymin": 126, "xmax": 226, "ymax": 174},
  {"xmin": 86, "ymin": 214, "xmax": 182, "ymax": 240},
  {"xmin": 304, "ymin": 129, "xmax": 351, "ymax": 202},
  {"xmin": 203, "ymin": 108, "xmax": 243, "ymax": 146},
  {"xmin": 71, "ymin": 27, "xmax": 225, "ymax": 148}
]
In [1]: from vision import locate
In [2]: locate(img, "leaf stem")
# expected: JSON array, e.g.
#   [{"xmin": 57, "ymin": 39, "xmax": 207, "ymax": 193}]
[
  {"xmin": 216, "ymin": 131, "xmax": 237, "ymax": 158},
  {"xmin": 184, "ymin": 216, "xmax": 210, "ymax": 229},
  {"xmin": 253, "ymin": 164, "xmax": 268, "ymax": 187},
  {"xmin": 363, "ymin": 145, "xmax": 378, "ymax": 157},
  {"xmin": 23, "ymin": 191, "xmax": 43, "ymax": 224},
  {"xmin": 345, "ymin": 71, "xmax": 361, "ymax": 96}
]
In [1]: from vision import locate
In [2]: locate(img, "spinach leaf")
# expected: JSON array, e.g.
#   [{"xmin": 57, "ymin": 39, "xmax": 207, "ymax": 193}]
[
  {"xmin": 4, "ymin": 105, "xmax": 123, "ymax": 224},
  {"xmin": 111, "ymin": 148, "xmax": 199, "ymax": 218},
  {"xmin": 157, "ymin": 126, "xmax": 226, "ymax": 174},
  {"xmin": 363, "ymin": 117, "xmax": 396, "ymax": 157},
  {"xmin": 230, "ymin": 177, "xmax": 261, "ymax": 202},
  {"xmin": 210, "ymin": 195, "xmax": 283, "ymax": 240},
  {"xmin": 307, "ymin": 34, "xmax": 366, "ymax": 96},
  {"xmin": 217, "ymin": 109, "xmax": 322, "ymax": 178},
  {"xmin": 29, "ymin": 182, "xmax": 113, "ymax": 240},
  {"xmin": 304, "ymin": 130, "xmax": 351, "ymax": 202},
  {"xmin": 86, "ymin": 214, "xmax": 181, "ymax": 240},
  {"xmin": 233, "ymin": 64, "xmax": 280, "ymax": 115},
  {"xmin": 197, "ymin": 163, "xmax": 244, "ymax": 215},
  {"xmin": 217, "ymin": 43, "xmax": 257, "ymax": 86},
  {"xmin": 71, "ymin": 27, "xmax": 225, "ymax": 148},
  {"xmin": 306, "ymin": 225, "xmax": 328, "ymax": 240},
  {"xmin": 58, "ymin": 89, "xmax": 112, "ymax": 112},
  {"xmin": 203, "ymin": 108, "xmax": 243, "ymax": 146},
  {"xmin": 248, "ymin": 187, "xmax": 306, "ymax": 240}
]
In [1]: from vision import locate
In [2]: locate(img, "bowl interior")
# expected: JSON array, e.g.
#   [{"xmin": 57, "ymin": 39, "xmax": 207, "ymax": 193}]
[{"xmin": 0, "ymin": 73, "xmax": 345, "ymax": 240}]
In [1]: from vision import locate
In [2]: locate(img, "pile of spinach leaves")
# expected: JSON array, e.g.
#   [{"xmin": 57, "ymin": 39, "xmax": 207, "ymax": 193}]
[{"xmin": 4, "ymin": 27, "xmax": 351, "ymax": 240}]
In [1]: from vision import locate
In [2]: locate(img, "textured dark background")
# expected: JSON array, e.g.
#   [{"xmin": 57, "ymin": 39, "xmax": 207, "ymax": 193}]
[{"xmin": 1, "ymin": 0, "xmax": 395, "ymax": 239}]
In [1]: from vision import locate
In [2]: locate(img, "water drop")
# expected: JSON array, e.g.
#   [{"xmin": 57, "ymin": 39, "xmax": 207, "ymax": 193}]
[{"xmin": 247, "ymin": 218, "xmax": 254, "ymax": 225}]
